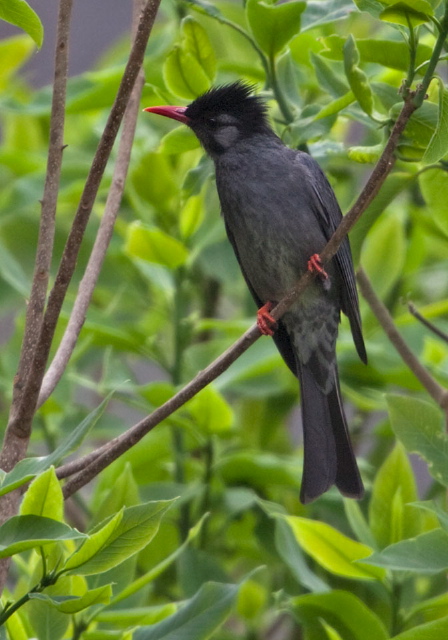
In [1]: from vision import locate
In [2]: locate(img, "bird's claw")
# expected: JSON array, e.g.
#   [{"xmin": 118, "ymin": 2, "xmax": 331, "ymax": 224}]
[
  {"xmin": 307, "ymin": 254, "xmax": 329, "ymax": 281},
  {"xmin": 257, "ymin": 302, "xmax": 277, "ymax": 336}
]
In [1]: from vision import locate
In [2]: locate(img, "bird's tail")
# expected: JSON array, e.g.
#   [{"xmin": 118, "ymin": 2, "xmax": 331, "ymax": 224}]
[{"xmin": 298, "ymin": 362, "xmax": 364, "ymax": 504}]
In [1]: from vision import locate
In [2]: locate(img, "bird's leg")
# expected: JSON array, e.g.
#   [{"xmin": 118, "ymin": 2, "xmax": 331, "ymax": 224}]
[
  {"xmin": 257, "ymin": 302, "xmax": 277, "ymax": 336},
  {"xmin": 307, "ymin": 253, "xmax": 329, "ymax": 282}
]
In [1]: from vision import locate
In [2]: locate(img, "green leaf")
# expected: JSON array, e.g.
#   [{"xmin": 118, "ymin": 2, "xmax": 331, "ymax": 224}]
[
  {"xmin": 284, "ymin": 516, "xmax": 386, "ymax": 580},
  {"xmin": 320, "ymin": 35, "xmax": 433, "ymax": 74},
  {"xmin": 350, "ymin": 172, "xmax": 414, "ymax": 263},
  {"xmin": 29, "ymin": 584, "xmax": 112, "ymax": 613},
  {"xmin": 0, "ymin": 34, "xmax": 35, "ymax": 84},
  {"xmin": 301, "ymin": 0, "xmax": 356, "ymax": 31},
  {"xmin": 369, "ymin": 444, "xmax": 420, "ymax": 548},
  {"xmin": 186, "ymin": 385, "xmax": 234, "ymax": 434},
  {"xmin": 133, "ymin": 580, "xmax": 241, "ymax": 640},
  {"xmin": 126, "ymin": 222, "xmax": 189, "ymax": 269},
  {"xmin": 363, "ymin": 528, "xmax": 448, "ymax": 572},
  {"xmin": 380, "ymin": 0, "xmax": 433, "ymax": 26},
  {"xmin": 164, "ymin": 17, "xmax": 216, "ymax": 100},
  {"xmin": 419, "ymin": 168, "xmax": 448, "ymax": 237},
  {"xmin": 347, "ymin": 144, "xmax": 383, "ymax": 163},
  {"xmin": 391, "ymin": 100, "xmax": 438, "ymax": 148},
  {"xmin": 0, "ymin": 515, "xmax": 86, "ymax": 559},
  {"xmin": 275, "ymin": 518, "xmax": 330, "ymax": 592},
  {"xmin": 246, "ymin": 0, "xmax": 306, "ymax": 59},
  {"xmin": 20, "ymin": 467, "xmax": 64, "ymax": 522},
  {"xmin": 159, "ymin": 126, "xmax": 200, "ymax": 155},
  {"xmin": 343, "ymin": 35, "xmax": 373, "ymax": 116},
  {"xmin": 180, "ymin": 193, "xmax": 205, "ymax": 239},
  {"xmin": 361, "ymin": 211, "xmax": 406, "ymax": 299},
  {"xmin": 393, "ymin": 616, "xmax": 448, "ymax": 640},
  {"xmin": 64, "ymin": 500, "xmax": 176, "ymax": 575},
  {"xmin": 313, "ymin": 91, "xmax": 355, "ymax": 120},
  {"xmin": 423, "ymin": 81, "xmax": 448, "ymax": 164},
  {"xmin": 0, "ymin": 0, "xmax": 43, "ymax": 48},
  {"xmin": 63, "ymin": 509, "xmax": 124, "ymax": 573},
  {"xmin": 218, "ymin": 452, "xmax": 299, "ymax": 489},
  {"xmin": 290, "ymin": 590, "xmax": 389, "ymax": 640},
  {"xmin": 387, "ymin": 394, "xmax": 448, "ymax": 487},
  {"xmin": 310, "ymin": 53, "xmax": 349, "ymax": 98},
  {"xmin": 0, "ymin": 394, "xmax": 113, "ymax": 497},
  {"xmin": 0, "ymin": 238, "xmax": 30, "ymax": 296}
]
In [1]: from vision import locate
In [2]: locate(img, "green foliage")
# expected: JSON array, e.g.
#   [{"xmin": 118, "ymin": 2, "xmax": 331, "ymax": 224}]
[{"xmin": 1, "ymin": 0, "xmax": 448, "ymax": 638}]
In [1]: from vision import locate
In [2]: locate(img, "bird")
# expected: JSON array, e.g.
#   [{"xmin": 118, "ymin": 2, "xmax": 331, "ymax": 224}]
[{"xmin": 144, "ymin": 82, "xmax": 367, "ymax": 503}]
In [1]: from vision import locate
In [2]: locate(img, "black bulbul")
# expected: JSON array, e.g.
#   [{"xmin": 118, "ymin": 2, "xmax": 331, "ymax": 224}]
[{"xmin": 144, "ymin": 82, "xmax": 367, "ymax": 503}]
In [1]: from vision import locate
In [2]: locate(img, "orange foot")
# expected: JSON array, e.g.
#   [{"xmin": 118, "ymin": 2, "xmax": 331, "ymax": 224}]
[
  {"xmin": 257, "ymin": 302, "xmax": 277, "ymax": 336},
  {"xmin": 307, "ymin": 253, "xmax": 329, "ymax": 281}
]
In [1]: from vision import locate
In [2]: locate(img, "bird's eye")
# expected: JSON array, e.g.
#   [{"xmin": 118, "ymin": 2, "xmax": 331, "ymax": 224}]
[{"xmin": 208, "ymin": 117, "xmax": 220, "ymax": 130}]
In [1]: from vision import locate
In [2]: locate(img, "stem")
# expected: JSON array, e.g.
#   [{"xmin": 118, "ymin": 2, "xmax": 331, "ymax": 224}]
[
  {"xmin": 171, "ymin": 270, "xmax": 190, "ymax": 541},
  {"xmin": 269, "ymin": 54, "xmax": 294, "ymax": 123},
  {"xmin": 408, "ymin": 302, "xmax": 448, "ymax": 344},
  {"xmin": 413, "ymin": 2, "xmax": 448, "ymax": 107},
  {"xmin": 199, "ymin": 438, "xmax": 213, "ymax": 549}
]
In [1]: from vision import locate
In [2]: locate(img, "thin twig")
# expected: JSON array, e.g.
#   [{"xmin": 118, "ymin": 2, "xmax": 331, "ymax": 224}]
[
  {"xmin": 3, "ymin": 0, "xmax": 161, "ymax": 445},
  {"xmin": 61, "ymin": 95, "xmax": 418, "ymax": 498},
  {"xmin": 357, "ymin": 269, "xmax": 448, "ymax": 414},
  {"xmin": 38, "ymin": 6, "xmax": 146, "ymax": 407},
  {"xmin": 408, "ymin": 302, "xmax": 448, "ymax": 344}
]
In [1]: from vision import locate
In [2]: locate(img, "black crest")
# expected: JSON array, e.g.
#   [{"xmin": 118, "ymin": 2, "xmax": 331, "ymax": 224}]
[{"xmin": 185, "ymin": 82, "xmax": 269, "ymax": 132}]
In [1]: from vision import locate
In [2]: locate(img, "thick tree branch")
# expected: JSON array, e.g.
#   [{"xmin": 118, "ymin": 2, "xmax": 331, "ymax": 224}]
[
  {"xmin": 60, "ymin": 95, "xmax": 418, "ymax": 498},
  {"xmin": 2, "ymin": 0, "xmax": 161, "ymax": 448},
  {"xmin": 38, "ymin": 8, "xmax": 146, "ymax": 407}
]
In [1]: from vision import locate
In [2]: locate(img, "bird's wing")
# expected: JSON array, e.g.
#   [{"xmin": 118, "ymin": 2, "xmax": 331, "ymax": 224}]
[
  {"xmin": 224, "ymin": 221, "xmax": 298, "ymax": 376},
  {"xmin": 295, "ymin": 153, "xmax": 367, "ymax": 364}
]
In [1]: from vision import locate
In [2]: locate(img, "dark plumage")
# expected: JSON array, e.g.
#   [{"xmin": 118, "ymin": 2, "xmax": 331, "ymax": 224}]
[{"xmin": 145, "ymin": 82, "xmax": 366, "ymax": 503}]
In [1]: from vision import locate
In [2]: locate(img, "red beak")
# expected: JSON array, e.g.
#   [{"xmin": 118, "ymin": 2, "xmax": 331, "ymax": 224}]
[{"xmin": 143, "ymin": 105, "xmax": 190, "ymax": 125}]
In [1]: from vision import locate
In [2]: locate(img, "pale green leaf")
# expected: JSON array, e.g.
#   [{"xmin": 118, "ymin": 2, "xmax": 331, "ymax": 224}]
[
  {"xmin": 186, "ymin": 385, "xmax": 234, "ymax": 434},
  {"xmin": 284, "ymin": 516, "xmax": 386, "ymax": 580},
  {"xmin": 65, "ymin": 500, "xmax": 176, "ymax": 575},
  {"xmin": 361, "ymin": 212, "xmax": 406, "ymax": 299},
  {"xmin": 126, "ymin": 222, "xmax": 189, "ymax": 269},
  {"xmin": 20, "ymin": 467, "xmax": 64, "ymax": 522},
  {"xmin": 343, "ymin": 35, "xmax": 373, "ymax": 116},
  {"xmin": 419, "ymin": 168, "xmax": 448, "ymax": 237},
  {"xmin": 29, "ymin": 584, "xmax": 112, "ymax": 613},
  {"xmin": 369, "ymin": 444, "xmax": 420, "ymax": 548}
]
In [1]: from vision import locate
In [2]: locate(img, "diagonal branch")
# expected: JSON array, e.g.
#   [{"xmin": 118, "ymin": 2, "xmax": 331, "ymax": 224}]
[
  {"xmin": 357, "ymin": 269, "xmax": 448, "ymax": 418},
  {"xmin": 408, "ymin": 302, "xmax": 448, "ymax": 345},
  {"xmin": 60, "ymin": 94, "xmax": 418, "ymax": 498}
]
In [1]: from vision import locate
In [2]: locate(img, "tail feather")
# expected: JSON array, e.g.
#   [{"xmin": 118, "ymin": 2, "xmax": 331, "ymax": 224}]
[{"xmin": 298, "ymin": 362, "xmax": 364, "ymax": 504}]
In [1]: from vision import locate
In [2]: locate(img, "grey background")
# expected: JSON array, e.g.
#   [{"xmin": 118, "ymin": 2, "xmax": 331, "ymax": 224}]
[{"xmin": 0, "ymin": 0, "xmax": 132, "ymax": 86}]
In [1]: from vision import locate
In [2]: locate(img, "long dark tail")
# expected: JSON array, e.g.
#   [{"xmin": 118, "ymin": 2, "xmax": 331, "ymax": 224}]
[{"xmin": 298, "ymin": 362, "xmax": 364, "ymax": 504}]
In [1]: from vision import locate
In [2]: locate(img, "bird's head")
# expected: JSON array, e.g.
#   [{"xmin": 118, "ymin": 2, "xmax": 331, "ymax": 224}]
[{"xmin": 144, "ymin": 82, "xmax": 270, "ymax": 157}]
